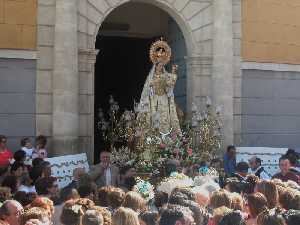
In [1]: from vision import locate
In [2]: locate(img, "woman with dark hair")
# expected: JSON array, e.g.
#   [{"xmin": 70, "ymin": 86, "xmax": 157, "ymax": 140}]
[
  {"xmin": 13, "ymin": 150, "xmax": 26, "ymax": 163},
  {"xmin": 10, "ymin": 161, "xmax": 25, "ymax": 178},
  {"xmin": 139, "ymin": 211, "xmax": 159, "ymax": 225},
  {"xmin": 2, "ymin": 175, "xmax": 20, "ymax": 194},
  {"xmin": 35, "ymin": 177, "xmax": 59, "ymax": 204},
  {"xmin": 218, "ymin": 211, "xmax": 246, "ymax": 225}
]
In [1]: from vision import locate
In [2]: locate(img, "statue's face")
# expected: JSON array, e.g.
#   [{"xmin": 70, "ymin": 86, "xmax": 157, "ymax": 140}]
[{"xmin": 156, "ymin": 63, "xmax": 163, "ymax": 73}]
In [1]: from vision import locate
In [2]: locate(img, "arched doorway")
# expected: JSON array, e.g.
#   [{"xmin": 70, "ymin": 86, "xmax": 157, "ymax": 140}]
[{"xmin": 94, "ymin": 2, "xmax": 188, "ymax": 161}]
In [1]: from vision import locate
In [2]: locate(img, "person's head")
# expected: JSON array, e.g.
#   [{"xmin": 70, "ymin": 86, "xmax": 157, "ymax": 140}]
[
  {"xmin": 218, "ymin": 210, "xmax": 246, "ymax": 225},
  {"xmin": 78, "ymin": 184, "xmax": 96, "ymax": 201},
  {"xmin": 248, "ymin": 156, "xmax": 262, "ymax": 171},
  {"xmin": 172, "ymin": 188, "xmax": 195, "ymax": 202},
  {"xmin": 226, "ymin": 145, "xmax": 236, "ymax": 158},
  {"xmin": 290, "ymin": 193, "xmax": 300, "ymax": 210},
  {"xmin": 74, "ymin": 198, "xmax": 95, "ymax": 213},
  {"xmin": 73, "ymin": 167, "xmax": 86, "ymax": 181},
  {"xmin": 20, "ymin": 138, "xmax": 32, "ymax": 149},
  {"xmin": 60, "ymin": 188, "xmax": 80, "ymax": 203},
  {"xmin": 257, "ymin": 208, "xmax": 285, "ymax": 225},
  {"xmin": 283, "ymin": 209, "xmax": 300, "ymax": 225},
  {"xmin": 139, "ymin": 211, "xmax": 159, "ymax": 225},
  {"xmin": 212, "ymin": 206, "xmax": 232, "ymax": 225},
  {"xmin": 165, "ymin": 160, "xmax": 180, "ymax": 176},
  {"xmin": 40, "ymin": 161, "xmax": 51, "ymax": 178},
  {"xmin": 10, "ymin": 162, "xmax": 25, "ymax": 178},
  {"xmin": 28, "ymin": 166, "xmax": 43, "ymax": 185},
  {"xmin": 13, "ymin": 151, "xmax": 26, "ymax": 163},
  {"xmin": 154, "ymin": 191, "xmax": 168, "ymax": 209},
  {"xmin": 210, "ymin": 189, "xmax": 231, "ymax": 209},
  {"xmin": 14, "ymin": 192, "xmax": 37, "ymax": 207},
  {"xmin": 82, "ymin": 210, "xmax": 103, "ymax": 225},
  {"xmin": 35, "ymin": 136, "xmax": 47, "ymax": 150},
  {"xmin": 224, "ymin": 178, "xmax": 242, "ymax": 193},
  {"xmin": 0, "ymin": 187, "xmax": 12, "ymax": 202},
  {"xmin": 181, "ymin": 200, "xmax": 209, "ymax": 225},
  {"xmin": 97, "ymin": 186, "xmax": 114, "ymax": 207},
  {"xmin": 229, "ymin": 192, "xmax": 243, "ymax": 211},
  {"xmin": 122, "ymin": 191, "xmax": 146, "ymax": 213},
  {"xmin": 2, "ymin": 175, "xmax": 20, "ymax": 194},
  {"xmin": 30, "ymin": 197, "xmax": 54, "ymax": 218},
  {"xmin": 279, "ymin": 156, "xmax": 291, "ymax": 175},
  {"xmin": 236, "ymin": 162, "xmax": 249, "ymax": 177},
  {"xmin": 279, "ymin": 188, "xmax": 295, "ymax": 210},
  {"xmin": 0, "ymin": 135, "xmax": 7, "ymax": 150},
  {"xmin": 107, "ymin": 188, "xmax": 125, "ymax": 210},
  {"xmin": 100, "ymin": 151, "xmax": 111, "ymax": 165},
  {"xmin": 60, "ymin": 200, "xmax": 84, "ymax": 225},
  {"xmin": 256, "ymin": 180, "xmax": 279, "ymax": 208},
  {"xmin": 34, "ymin": 177, "xmax": 58, "ymax": 197},
  {"xmin": 245, "ymin": 193, "xmax": 268, "ymax": 218},
  {"xmin": 32, "ymin": 158, "xmax": 44, "ymax": 168},
  {"xmin": 112, "ymin": 207, "xmax": 139, "ymax": 225},
  {"xmin": 285, "ymin": 149, "xmax": 299, "ymax": 167},
  {"xmin": 92, "ymin": 206, "xmax": 111, "ymax": 225},
  {"xmin": 159, "ymin": 205, "xmax": 194, "ymax": 225},
  {"xmin": 0, "ymin": 200, "xmax": 24, "ymax": 225},
  {"xmin": 21, "ymin": 207, "xmax": 50, "ymax": 225},
  {"xmin": 120, "ymin": 165, "xmax": 136, "ymax": 179}
]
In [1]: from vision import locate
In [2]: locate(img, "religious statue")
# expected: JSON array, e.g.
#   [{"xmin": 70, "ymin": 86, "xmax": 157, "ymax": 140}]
[{"xmin": 137, "ymin": 39, "xmax": 181, "ymax": 135}]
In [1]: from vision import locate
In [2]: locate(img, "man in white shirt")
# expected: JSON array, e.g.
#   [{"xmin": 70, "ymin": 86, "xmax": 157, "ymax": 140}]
[
  {"xmin": 90, "ymin": 151, "xmax": 119, "ymax": 187},
  {"xmin": 248, "ymin": 156, "xmax": 271, "ymax": 180}
]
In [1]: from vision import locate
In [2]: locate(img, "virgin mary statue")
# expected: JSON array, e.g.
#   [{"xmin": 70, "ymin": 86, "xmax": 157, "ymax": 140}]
[{"xmin": 137, "ymin": 39, "xmax": 181, "ymax": 135}]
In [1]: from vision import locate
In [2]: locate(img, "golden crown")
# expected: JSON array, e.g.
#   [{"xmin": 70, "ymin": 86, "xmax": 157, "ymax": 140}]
[{"xmin": 149, "ymin": 38, "xmax": 171, "ymax": 65}]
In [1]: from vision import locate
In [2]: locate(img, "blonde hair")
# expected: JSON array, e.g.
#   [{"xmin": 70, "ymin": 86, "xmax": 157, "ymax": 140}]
[
  {"xmin": 122, "ymin": 191, "xmax": 146, "ymax": 212},
  {"xmin": 107, "ymin": 188, "xmax": 125, "ymax": 209},
  {"xmin": 213, "ymin": 206, "xmax": 232, "ymax": 225},
  {"xmin": 229, "ymin": 192, "xmax": 243, "ymax": 210},
  {"xmin": 21, "ymin": 207, "xmax": 49, "ymax": 225},
  {"xmin": 210, "ymin": 189, "xmax": 231, "ymax": 209},
  {"xmin": 93, "ymin": 206, "xmax": 112, "ymax": 225},
  {"xmin": 112, "ymin": 207, "xmax": 139, "ymax": 225}
]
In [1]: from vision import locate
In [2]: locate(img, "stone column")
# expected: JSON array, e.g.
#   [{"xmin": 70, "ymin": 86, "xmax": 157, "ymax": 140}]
[
  {"xmin": 52, "ymin": 0, "xmax": 79, "ymax": 155},
  {"xmin": 212, "ymin": 0, "xmax": 234, "ymax": 148},
  {"xmin": 186, "ymin": 55, "xmax": 200, "ymax": 114}
]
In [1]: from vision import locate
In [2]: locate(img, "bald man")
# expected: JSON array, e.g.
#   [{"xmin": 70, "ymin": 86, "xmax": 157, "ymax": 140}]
[{"xmin": 0, "ymin": 200, "xmax": 24, "ymax": 225}]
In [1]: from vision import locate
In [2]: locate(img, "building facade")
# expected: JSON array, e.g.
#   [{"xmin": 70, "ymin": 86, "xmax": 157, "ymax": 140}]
[{"xmin": 0, "ymin": 0, "xmax": 300, "ymax": 162}]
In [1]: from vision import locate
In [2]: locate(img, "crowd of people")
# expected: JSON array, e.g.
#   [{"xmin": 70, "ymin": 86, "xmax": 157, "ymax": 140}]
[{"xmin": 0, "ymin": 135, "xmax": 300, "ymax": 225}]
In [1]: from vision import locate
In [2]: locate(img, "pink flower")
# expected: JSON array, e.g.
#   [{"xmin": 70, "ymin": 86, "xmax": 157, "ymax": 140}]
[
  {"xmin": 187, "ymin": 148, "xmax": 193, "ymax": 156},
  {"xmin": 159, "ymin": 143, "xmax": 166, "ymax": 149}
]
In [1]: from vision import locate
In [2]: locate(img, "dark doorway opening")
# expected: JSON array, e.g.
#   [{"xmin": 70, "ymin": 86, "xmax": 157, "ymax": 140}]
[{"xmin": 94, "ymin": 36, "xmax": 154, "ymax": 163}]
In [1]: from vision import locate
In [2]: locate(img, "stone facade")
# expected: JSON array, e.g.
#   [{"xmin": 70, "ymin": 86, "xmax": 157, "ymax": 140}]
[
  {"xmin": 1, "ymin": 0, "xmax": 242, "ymax": 161},
  {"xmin": 13, "ymin": 0, "xmax": 239, "ymax": 161}
]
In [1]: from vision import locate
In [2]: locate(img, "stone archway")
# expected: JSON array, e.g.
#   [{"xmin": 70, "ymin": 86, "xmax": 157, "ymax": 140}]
[{"xmin": 76, "ymin": 0, "xmax": 211, "ymax": 162}]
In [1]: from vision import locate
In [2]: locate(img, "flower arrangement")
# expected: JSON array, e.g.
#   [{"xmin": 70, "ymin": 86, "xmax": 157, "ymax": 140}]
[
  {"xmin": 133, "ymin": 177, "xmax": 154, "ymax": 201},
  {"xmin": 157, "ymin": 172, "xmax": 194, "ymax": 195},
  {"xmin": 97, "ymin": 96, "xmax": 223, "ymax": 177}
]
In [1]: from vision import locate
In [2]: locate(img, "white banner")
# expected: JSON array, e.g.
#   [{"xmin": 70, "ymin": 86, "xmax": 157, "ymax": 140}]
[
  {"xmin": 46, "ymin": 153, "xmax": 90, "ymax": 188},
  {"xmin": 236, "ymin": 147, "xmax": 287, "ymax": 176}
]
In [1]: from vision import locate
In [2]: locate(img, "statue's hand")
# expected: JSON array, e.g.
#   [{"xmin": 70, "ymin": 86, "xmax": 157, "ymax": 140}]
[{"xmin": 172, "ymin": 64, "xmax": 178, "ymax": 74}]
